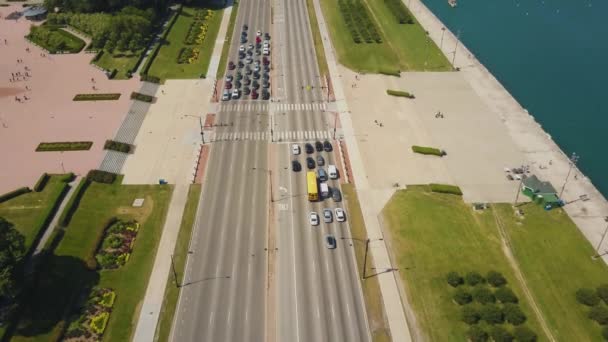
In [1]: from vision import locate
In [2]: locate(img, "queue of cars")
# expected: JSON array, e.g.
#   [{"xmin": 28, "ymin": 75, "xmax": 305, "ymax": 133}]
[{"xmin": 222, "ymin": 24, "xmax": 271, "ymax": 101}]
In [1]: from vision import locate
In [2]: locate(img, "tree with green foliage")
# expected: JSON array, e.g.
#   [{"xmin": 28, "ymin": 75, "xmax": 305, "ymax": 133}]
[
  {"xmin": 465, "ymin": 271, "xmax": 484, "ymax": 286},
  {"xmin": 480, "ymin": 304, "xmax": 503, "ymax": 324},
  {"xmin": 461, "ymin": 305, "xmax": 480, "ymax": 325},
  {"xmin": 513, "ymin": 326, "xmax": 537, "ymax": 342},
  {"xmin": 597, "ymin": 284, "xmax": 608, "ymax": 305},
  {"xmin": 576, "ymin": 288, "xmax": 601, "ymax": 306},
  {"xmin": 503, "ymin": 303, "xmax": 526, "ymax": 325},
  {"xmin": 602, "ymin": 326, "xmax": 608, "ymax": 340},
  {"xmin": 446, "ymin": 271, "xmax": 463, "ymax": 287},
  {"xmin": 472, "ymin": 287, "xmax": 495, "ymax": 304},
  {"xmin": 490, "ymin": 326, "xmax": 514, "ymax": 342},
  {"xmin": 589, "ymin": 305, "xmax": 608, "ymax": 325},
  {"xmin": 453, "ymin": 288, "xmax": 472, "ymax": 305},
  {"xmin": 495, "ymin": 286, "xmax": 518, "ymax": 304},
  {"xmin": 467, "ymin": 325, "xmax": 489, "ymax": 342},
  {"xmin": 0, "ymin": 217, "xmax": 25, "ymax": 301},
  {"xmin": 486, "ymin": 270, "xmax": 507, "ymax": 287}
]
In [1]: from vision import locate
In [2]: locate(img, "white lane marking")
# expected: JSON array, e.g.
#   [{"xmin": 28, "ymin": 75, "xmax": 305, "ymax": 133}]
[{"xmin": 286, "ymin": 145, "xmax": 301, "ymax": 342}]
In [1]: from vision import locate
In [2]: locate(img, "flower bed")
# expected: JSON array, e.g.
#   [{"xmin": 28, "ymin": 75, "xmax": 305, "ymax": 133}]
[
  {"xmin": 184, "ymin": 9, "xmax": 214, "ymax": 45},
  {"xmin": 73, "ymin": 93, "xmax": 121, "ymax": 101},
  {"xmin": 338, "ymin": 0, "xmax": 382, "ymax": 44},
  {"xmin": 36, "ymin": 141, "xmax": 93, "ymax": 152},
  {"xmin": 130, "ymin": 92, "xmax": 154, "ymax": 103},
  {"xmin": 95, "ymin": 220, "xmax": 139, "ymax": 269},
  {"xmin": 64, "ymin": 288, "xmax": 116, "ymax": 341},
  {"xmin": 177, "ymin": 47, "xmax": 200, "ymax": 64}
]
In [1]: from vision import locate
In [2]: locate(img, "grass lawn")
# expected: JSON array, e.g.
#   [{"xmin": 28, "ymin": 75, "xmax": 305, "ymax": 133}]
[
  {"xmin": 148, "ymin": 6, "xmax": 224, "ymax": 80},
  {"xmin": 216, "ymin": 0, "xmax": 239, "ymax": 78},
  {"xmin": 93, "ymin": 51, "xmax": 141, "ymax": 79},
  {"xmin": 382, "ymin": 186, "xmax": 547, "ymax": 341},
  {"xmin": 495, "ymin": 203, "xmax": 608, "ymax": 341},
  {"xmin": 0, "ymin": 174, "xmax": 70, "ymax": 253},
  {"xmin": 154, "ymin": 185, "xmax": 201, "ymax": 342},
  {"xmin": 28, "ymin": 27, "xmax": 85, "ymax": 54},
  {"xmin": 10, "ymin": 178, "xmax": 172, "ymax": 342},
  {"xmin": 305, "ymin": 0, "xmax": 329, "ymax": 78},
  {"xmin": 342, "ymin": 185, "xmax": 391, "ymax": 342},
  {"xmin": 319, "ymin": 0, "xmax": 450, "ymax": 73}
]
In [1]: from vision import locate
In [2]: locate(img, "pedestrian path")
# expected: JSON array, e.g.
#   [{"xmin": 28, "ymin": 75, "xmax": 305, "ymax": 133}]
[
  {"xmin": 207, "ymin": 129, "xmax": 332, "ymax": 142},
  {"xmin": 218, "ymin": 102, "xmax": 327, "ymax": 112}
]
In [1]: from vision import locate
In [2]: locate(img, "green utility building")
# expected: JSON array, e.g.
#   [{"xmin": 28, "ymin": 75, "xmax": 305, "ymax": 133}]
[{"xmin": 521, "ymin": 175, "xmax": 562, "ymax": 208}]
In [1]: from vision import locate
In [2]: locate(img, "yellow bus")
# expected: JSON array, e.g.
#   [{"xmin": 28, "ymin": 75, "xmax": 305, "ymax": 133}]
[{"xmin": 307, "ymin": 171, "xmax": 318, "ymax": 201}]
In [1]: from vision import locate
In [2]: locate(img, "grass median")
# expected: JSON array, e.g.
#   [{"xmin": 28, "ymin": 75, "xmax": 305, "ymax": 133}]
[
  {"xmin": 382, "ymin": 186, "xmax": 546, "ymax": 341},
  {"xmin": 342, "ymin": 184, "xmax": 391, "ymax": 342},
  {"xmin": 154, "ymin": 184, "xmax": 201, "ymax": 342},
  {"xmin": 10, "ymin": 178, "xmax": 172, "ymax": 342},
  {"xmin": 216, "ymin": 0, "xmax": 239, "ymax": 78},
  {"xmin": 305, "ymin": 0, "xmax": 329, "ymax": 79}
]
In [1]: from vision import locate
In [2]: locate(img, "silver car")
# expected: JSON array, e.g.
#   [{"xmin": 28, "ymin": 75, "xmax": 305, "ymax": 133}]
[
  {"xmin": 323, "ymin": 209, "xmax": 332, "ymax": 223},
  {"xmin": 317, "ymin": 155, "xmax": 325, "ymax": 166}
]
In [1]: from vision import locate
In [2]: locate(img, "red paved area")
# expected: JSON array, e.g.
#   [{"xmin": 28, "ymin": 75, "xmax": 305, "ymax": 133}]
[
  {"xmin": 203, "ymin": 113, "xmax": 216, "ymax": 128},
  {"xmin": 0, "ymin": 5, "xmax": 140, "ymax": 193},
  {"xmin": 338, "ymin": 139, "xmax": 354, "ymax": 185},
  {"xmin": 194, "ymin": 145, "xmax": 210, "ymax": 184}
]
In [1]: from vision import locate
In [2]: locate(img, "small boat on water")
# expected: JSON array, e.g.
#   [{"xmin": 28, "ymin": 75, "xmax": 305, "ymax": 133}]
[{"xmin": 448, "ymin": 0, "xmax": 457, "ymax": 7}]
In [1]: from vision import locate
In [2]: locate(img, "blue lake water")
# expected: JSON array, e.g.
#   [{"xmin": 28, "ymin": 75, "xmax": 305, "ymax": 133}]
[{"xmin": 420, "ymin": 0, "xmax": 608, "ymax": 196}]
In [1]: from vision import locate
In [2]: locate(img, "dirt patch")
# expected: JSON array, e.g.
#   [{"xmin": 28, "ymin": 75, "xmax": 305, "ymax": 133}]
[
  {"xmin": 115, "ymin": 195, "xmax": 154, "ymax": 224},
  {"xmin": 0, "ymin": 87, "xmax": 25, "ymax": 97}
]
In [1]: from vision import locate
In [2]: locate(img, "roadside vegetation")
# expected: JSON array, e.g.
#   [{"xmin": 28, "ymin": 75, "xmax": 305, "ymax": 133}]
[
  {"xmin": 7, "ymin": 177, "xmax": 172, "ymax": 342},
  {"xmin": 386, "ymin": 89, "xmax": 414, "ymax": 98},
  {"xmin": 305, "ymin": 0, "xmax": 329, "ymax": 78},
  {"xmin": 73, "ymin": 93, "xmax": 121, "ymax": 101},
  {"xmin": 382, "ymin": 186, "xmax": 546, "ymax": 341},
  {"xmin": 319, "ymin": 0, "xmax": 451, "ymax": 73},
  {"xmin": 495, "ymin": 203, "xmax": 608, "ymax": 341},
  {"xmin": 155, "ymin": 185, "xmax": 201, "ymax": 342},
  {"xmin": 342, "ymin": 185, "xmax": 391, "ymax": 342},
  {"xmin": 216, "ymin": 0, "xmax": 239, "ymax": 78},
  {"xmin": 27, "ymin": 25, "xmax": 85, "ymax": 53},
  {"xmin": 147, "ymin": 6, "xmax": 224, "ymax": 80},
  {"xmin": 36, "ymin": 141, "xmax": 93, "ymax": 152},
  {"xmin": 411, "ymin": 145, "xmax": 444, "ymax": 157}
]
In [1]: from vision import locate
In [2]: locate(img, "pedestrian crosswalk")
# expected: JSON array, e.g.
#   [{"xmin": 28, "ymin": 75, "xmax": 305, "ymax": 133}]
[
  {"xmin": 218, "ymin": 102, "xmax": 328, "ymax": 112},
  {"xmin": 207, "ymin": 130, "xmax": 332, "ymax": 142}
]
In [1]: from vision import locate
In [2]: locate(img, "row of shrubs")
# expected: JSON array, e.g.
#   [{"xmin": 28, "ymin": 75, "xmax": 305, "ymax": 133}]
[
  {"xmin": 0, "ymin": 187, "xmax": 31, "ymax": 203},
  {"xmin": 338, "ymin": 0, "xmax": 382, "ymax": 44},
  {"xmin": 447, "ymin": 271, "xmax": 507, "ymax": 288},
  {"xmin": 411, "ymin": 145, "xmax": 444, "ymax": 156},
  {"xmin": 104, "ymin": 140, "xmax": 133, "ymax": 154},
  {"xmin": 130, "ymin": 92, "xmax": 154, "ymax": 103},
  {"xmin": 430, "ymin": 183, "xmax": 462, "ymax": 195},
  {"xmin": 461, "ymin": 302, "xmax": 527, "ymax": 326},
  {"xmin": 36, "ymin": 141, "xmax": 93, "ymax": 152},
  {"xmin": 387, "ymin": 89, "xmax": 414, "ymax": 98},
  {"xmin": 73, "ymin": 93, "xmax": 121, "ymax": 101},
  {"xmin": 466, "ymin": 325, "xmax": 537, "ymax": 342},
  {"xmin": 576, "ymin": 285, "xmax": 608, "ymax": 338},
  {"xmin": 86, "ymin": 170, "xmax": 118, "ymax": 184},
  {"xmin": 383, "ymin": 0, "xmax": 414, "ymax": 24}
]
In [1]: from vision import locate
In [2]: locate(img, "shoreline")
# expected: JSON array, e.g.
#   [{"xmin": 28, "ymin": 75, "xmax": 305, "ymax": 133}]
[{"xmin": 407, "ymin": 0, "xmax": 608, "ymax": 262}]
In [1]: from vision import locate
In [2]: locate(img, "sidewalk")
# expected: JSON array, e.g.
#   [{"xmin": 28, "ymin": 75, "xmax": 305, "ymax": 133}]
[
  {"xmin": 311, "ymin": 0, "xmax": 413, "ymax": 341},
  {"xmin": 131, "ymin": 4, "xmax": 233, "ymax": 341}
]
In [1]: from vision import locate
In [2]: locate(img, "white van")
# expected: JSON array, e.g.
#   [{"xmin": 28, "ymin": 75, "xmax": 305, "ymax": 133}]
[
  {"xmin": 328, "ymin": 165, "xmax": 338, "ymax": 179},
  {"xmin": 320, "ymin": 182, "xmax": 329, "ymax": 198}
]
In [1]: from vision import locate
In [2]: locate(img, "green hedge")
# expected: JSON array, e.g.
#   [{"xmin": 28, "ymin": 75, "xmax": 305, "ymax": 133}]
[
  {"xmin": 36, "ymin": 141, "xmax": 93, "ymax": 152},
  {"xmin": 130, "ymin": 92, "xmax": 154, "ymax": 103},
  {"xmin": 86, "ymin": 170, "xmax": 118, "ymax": 184},
  {"xmin": 412, "ymin": 145, "xmax": 444, "ymax": 156},
  {"xmin": 430, "ymin": 183, "xmax": 463, "ymax": 196},
  {"xmin": 387, "ymin": 89, "xmax": 415, "ymax": 98},
  {"xmin": 86, "ymin": 217, "xmax": 118, "ymax": 269},
  {"xmin": 58, "ymin": 179, "xmax": 90, "ymax": 228},
  {"xmin": 140, "ymin": 74, "xmax": 161, "ymax": 83},
  {"xmin": 378, "ymin": 68, "xmax": 401, "ymax": 77},
  {"xmin": 34, "ymin": 173, "xmax": 50, "ymax": 192},
  {"xmin": 73, "ymin": 93, "xmax": 121, "ymax": 101},
  {"xmin": 104, "ymin": 140, "xmax": 133, "ymax": 154},
  {"xmin": 0, "ymin": 187, "xmax": 31, "ymax": 203}
]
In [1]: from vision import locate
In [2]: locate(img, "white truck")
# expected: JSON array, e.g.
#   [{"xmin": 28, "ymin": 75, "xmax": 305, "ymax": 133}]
[{"xmin": 320, "ymin": 182, "xmax": 329, "ymax": 198}]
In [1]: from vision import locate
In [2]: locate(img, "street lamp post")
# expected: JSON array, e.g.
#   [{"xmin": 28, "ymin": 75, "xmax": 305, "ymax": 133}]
[
  {"xmin": 452, "ymin": 30, "xmax": 461, "ymax": 68},
  {"xmin": 594, "ymin": 217, "xmax": 608, "ymax": 257},
  {"xmin": 170, "ymin": 254, "xmax": 179, "ymax": 288},
  {"xmin": 333, "ymin": 112, "xmax": 338, "ymax": 140},
  {"xmin": 559, "ymin": 152, "xmax": 579, "ymax": 198},
  {"xmin": 424, "ymin": 31, "xmax": 430, "ymax": 69},
  {"xmin": 185, "ymin": 114, "xmax": 205, "ymax": 144},
  {"xmin": 252, "ymin": 167, "xmax": 274, "ymax": 202},
  {"xmin": 440, "ymin": 27, "xmax": 446, "ymax": 49}
]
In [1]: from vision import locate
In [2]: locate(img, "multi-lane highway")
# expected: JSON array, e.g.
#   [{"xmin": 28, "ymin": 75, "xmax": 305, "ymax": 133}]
[{"xmin": 171, "ymin": 0, "xmax": 371, "ymax": 340}]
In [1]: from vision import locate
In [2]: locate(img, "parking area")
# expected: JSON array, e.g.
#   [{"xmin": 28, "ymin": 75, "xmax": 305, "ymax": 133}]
[
  {"xmin": 340, "ymin": 66, "xmax": 525, "ymax": 203},
  {"xmin": 0, "ymin": 5, "xmax": 139, "ymax": 193}
]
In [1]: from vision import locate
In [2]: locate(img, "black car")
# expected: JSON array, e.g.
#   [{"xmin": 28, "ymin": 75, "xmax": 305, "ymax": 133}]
[
  {"xmin": 245, "ymin": 68, "xmax": 252, "ymax": 75},
  {"xmin": 235, "ymin": 81, "xmax": 241, "ymax": 88},
  {"xmin": 264, "ymin": 32, "xmax": 271, "ymax": 40},
  {"xmin": 252, "ymin": 81, "xmax": 260, "ymax": 89},
  {"xmin": 239, "ymin": 52, "xmax": 245, "ymax": 59},
  {"xmin": 263, "ymin": 81, "xmax": 270, "ymax": 88},
  {"xmin": 306, "ymin": 157, "xmax": 315, "ymax": 169},
  {"xmin": 243, "ymin": 24, "xmax": 248, "ymax": 30},
  {"xmin": 246, "ymin": 49, "xmax": 253, "ymax": 56},
  {"xmin": 253, "ymin": 72, "xmax": 260, "ymax": 79},
  {"xmin": 305, "ymin": 143, "xmax": 314, "ymax": 154},
  {"xmin": 323, "ymin": 140, "xmax": 332, "ymax": 152},
  {"xmin": 262, "ymin": 90, "xmax": 270, "ymax": 100},
  {"xmin": 238, "ymin": 61, "xmax": 244, "ymax": 68},
  {"xmin": 315, "ymin": 141, "xmax": 323, "ymax": 152},
  {"xmin": 292, "ymin": 160, "xmax": 301, "ymax": 172},
  {"xmin": 236, "ymin": 73, "xmax": 243, "ymax": 80},
  {"xmin": 243, "ymin": 86, "xmax": 251, "ymax": 95},
  {"xmin": 331, "ymin": 188, "xmax": 342, "ymax": 202},
  {"xmin": 243, "ymin": 77, "xmax": 251, "ymax": 85},
  {"xmin": 228, "ymin": 61, "xmax": 236, "ymax": 70},
  {"xmin": 264, "ymin": 65, "xmax": 270, "ymax": 73},
  {"xmin": 263, "ymin": 73, "xmax": 269, "ymax": 81}
]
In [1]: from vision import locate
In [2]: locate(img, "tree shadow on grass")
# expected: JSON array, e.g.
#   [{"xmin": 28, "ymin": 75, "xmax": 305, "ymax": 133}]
[{"xmin": 11, "ymin": 253, "xmax": 99, "ymax": 339}]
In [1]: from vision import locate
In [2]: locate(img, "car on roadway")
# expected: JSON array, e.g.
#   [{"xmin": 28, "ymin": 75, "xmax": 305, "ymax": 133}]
[
  {"xmin": 243, "ymin": 77, "xmax": 251, "ymax": 85},
  {"xmin": 323, "ymin": 209, "xmax": 332, "ymax": 223},
  {"xmin": 247, "ymin": 43, "xmax": 254, "ymax": 50},
  {"xmin": 256, "ymin": 36, "xmax": 261, "ymax": 44},
  {"xmin": 305, "ymin": 143, "xmax": 314, "ymax": 154},
  {"xmin": 264, "ymin": 32, "xmax": 271, "ymax": 40},
  {"xmin": 224, "ymin": 82, "xmax": 232, "ymax": 89},
  {"xmin": 252, "ymin": 80, "xmax": 260, "ymax": 89},
  {"xmin": 325, "ymin": 234, "xmax": 337, "ymax": 249},
  {"xmin": 238, "ymin": 60, "xmax": 244, "ymax": 68},
  {"xmin": 246, "ymin": 49, "xmax": 253, "ymax": 56},
  {"xmin": 256, "ymin": 30, "xmax": 262, "ymax": 36},
  {"xmin": 228, "ymin": 61, "xmax": 235, "ymax": 70},
  {"xmin": 263, "ymin": 65, "xmax": 270, "ymax": 73},
  {"xmin": 254, "ymin": 65, "xmax": 260, "ymax": 73},
  {"xmin": 306, "ymin": 157, "xmax": 315, "ymax": 169},
  {"xmin": 253, "ymin": 72, "xmax": 260, "ymax": 79},
  {"xmin": 263, "ymin": 47, "xmax": 270, "ymax": 56},
  {"xmin": 240, "ymin": 36, "xmax": 247, "ymax": 44},
  {"xmin": 317, "ymin": 155, "xmax": 325, "ymax": 166},
  {"xmin": 244, "ymin": 67, "xmax": 252, "ymax": 75},
  {"xmin": 246, "ymin": 56, "xmax": 253, "ymax": 64},
  {"xmin": 239, "ymin": 45, "xmax": 245, "ymax": 53},
  {"xmin": 310, "ymin": 212, "xmax": 319, "ymax": 226},
  {"xmin": 318, "ymin": 168, "xmax": 327, "ymax": 181},
  {"xmin": 243, "ymin": 86, "xmax": 251, "ymax": 95},
  {"xmin": 243, "ymin": 24, "xmax": 248, "ymax": 31},
  {"xmin": 221, "ymin": 90, "xmax": 230, "ymax": 101},
  {"xmin": 263, "ymin": 73, "xmax": 270, "ymax": 81},
  {"xmin": 236, "ymin": 72, "xmax": 243, "ymax": 80},
  {"xmin": 262, "ymin": 90, "xmax": 270, "ymax": 100},
  {"xmin": 292, "ymin": 144, "xmax": 300, "ymax": 155},
  {"xmin": 263, "ymin": 81, "xmax": 270, "ymax": 89},
  {"xmin": 315, "ymin": 141, "xmax": 323, "ymax": 152},
  {"xmin": 335, "ymin": 208, "xmax": 346, "ymax": 222},
  {"xmin": 292, "ymin": 160, "xmax": 301, "ymax": 172},
  {"xmin": 331, "ymin": 187, "xmax": 342, "ymax": 202},
  {"xmin": 323, "ymin": 140, "xmax": 333, "ymax": 152},
  {"xmin": 231, "ymin": 89, "xmax": 240, "ymax": 99},
  {"xmin": 225, "ymin": 75, "xmax": 233, "ymax": 83},
  {"xmin": 251, "ymin": 90, "xmax": 259, "ymax": 99},
  {"xmin": 235, "ymin": 80, "xmax": 241, "ymax": 88},
  {"xmin": 263, "ymin": 57, "xmax": 270, "ymax": 65}
]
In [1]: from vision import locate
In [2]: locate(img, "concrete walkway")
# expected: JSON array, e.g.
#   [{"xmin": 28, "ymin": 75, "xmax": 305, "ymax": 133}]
[
  {"xmin": 132, "ymin": 4, "xmax": 233, "ymax": 342},
  {"xmin": 311, "ymin": 0, "xmax": 413, "ymax": 341}
]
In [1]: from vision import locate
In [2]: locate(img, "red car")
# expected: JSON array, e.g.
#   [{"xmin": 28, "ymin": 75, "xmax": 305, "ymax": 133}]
[
  {"xmin": 228, "ymin": 61, "xmax": 235, "ymax": 70},
  {"xmin": 263, "ymin": 57, "xmax": 270, "ymax": 65},
  {"xmin": 225, "ymin": 82, "xmax": 232, "ymax": 89},
  {"xmin": 251, "ymin": 90, "xmax": 259, "ymax": 99},
  {"xmin": 256, "ymin": 36, "xmax": 261, "ymax": 44}
]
